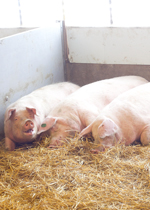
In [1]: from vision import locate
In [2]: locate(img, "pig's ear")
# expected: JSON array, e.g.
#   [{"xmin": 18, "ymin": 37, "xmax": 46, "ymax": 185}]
[
  {"xmin": 26, "ymin": 107, "xmax": 39, "ymax": 116},
  {"xmin": 5, "ymin": 109, "xmax": 16, "ymax": 121},
  {"xmin": 37, "ymin": 117, "xmax": 57, "ymax": 134},
  {"xmin": 98, "ymin": 118, "xmax": 117, "ymax": 138},
  {"xmin": 79, "ymin": 123, "xmax": 93, "ymax": 138},
  {"xmin": 5, "ymin": 137, "xmax": 16, "ymax": 151}
]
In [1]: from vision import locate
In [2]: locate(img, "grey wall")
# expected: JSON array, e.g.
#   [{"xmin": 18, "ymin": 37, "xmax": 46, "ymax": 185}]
[
  {"xmin": 0, "ymin": 24, "xmax": 64, "ymax": 136},
  {"xmin": 65, "ymin": 63, "xmax": 150, "ymax": 86}
]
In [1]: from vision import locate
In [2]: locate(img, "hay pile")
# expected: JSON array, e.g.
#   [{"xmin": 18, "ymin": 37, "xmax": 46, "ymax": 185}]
[{"xmin": 0, "ymin": 135, "xmax": 150, "ymax": 210}]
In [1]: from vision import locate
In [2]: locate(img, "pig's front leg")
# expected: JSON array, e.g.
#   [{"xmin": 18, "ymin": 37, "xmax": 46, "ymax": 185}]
[
  {"xmin": 140, "ymin": 125, "xmax": 150, "ymax": 146},
  {"xmin": 5, "ymin": 137, "xmax": 16, "ymax": 151},
  {"xmin": 91, "ymin": 146, "xmax": 105, "ymax": 154}
]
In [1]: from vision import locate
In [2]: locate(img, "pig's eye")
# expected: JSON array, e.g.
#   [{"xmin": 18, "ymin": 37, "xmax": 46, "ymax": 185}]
[
  {"xmin": 15, "ymin": 118, "xmax": 18, "ymax": 121},
  {"xmin": 68, "ymin": 131, "xmax": 76, "ymax": 136}
]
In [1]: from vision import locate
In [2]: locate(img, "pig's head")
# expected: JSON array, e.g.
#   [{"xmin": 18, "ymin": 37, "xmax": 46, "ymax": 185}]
[
  {"xmin": 4, "ymin": 107, "xmax": 40, "ymax": 151},
  {"xmin": 79, "ymin": 117, "xmax": 121, "ymax": 152},
  {"xmin": 38, "ymin": 116, "xmax": 81, "ymax": 148}
]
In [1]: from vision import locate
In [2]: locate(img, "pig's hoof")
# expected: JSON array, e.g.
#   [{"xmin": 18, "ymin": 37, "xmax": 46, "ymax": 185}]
[
  {"xmin": 48, "ymin": 145, "xmax": 58, "ymax": 149},
  {"xmin": 90, "ymin": 147, "xmax": 105, "ymax": 154},
  {"xmin": 90, "ymin": 149, "xmax": 100, "ymax": 154}
]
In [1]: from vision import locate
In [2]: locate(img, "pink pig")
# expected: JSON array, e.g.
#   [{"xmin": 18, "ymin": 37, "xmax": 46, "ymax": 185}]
[
  {"xmin": 4, "ymin": 82, "xmax": 80, "ymax": 151},
  {"xmin": 79, "ymin": 82, "xmax": 150, "ymax": 153},
  {"xmin": 37, "ymin": 76, "xmax": 148, "ymax": 148}
]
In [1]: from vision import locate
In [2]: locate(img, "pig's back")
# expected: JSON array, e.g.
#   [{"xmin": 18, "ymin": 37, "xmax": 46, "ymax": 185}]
[
  {"xmin": 64, "ymin": 76, "xmax": 148, "ymax": 106},
  {"xmin": 102, "ymin": 82, "xmax": 150, "ymax": 121},
  {"xmin": 31, "ymin": 82, "xmax": 79, "ymax": 99},
  {"xmin": 7, "ymin": 82, "xmax": 79, "ymax": 110}
]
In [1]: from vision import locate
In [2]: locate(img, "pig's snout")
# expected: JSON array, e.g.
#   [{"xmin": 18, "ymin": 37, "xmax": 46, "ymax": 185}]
[
  {"xmin": 24, "ymin": 120, "xmax": 34, "ymax": 132},
  {"xmin": 48, "ymin": 140, "xmax": 61, "ymax": 148}
]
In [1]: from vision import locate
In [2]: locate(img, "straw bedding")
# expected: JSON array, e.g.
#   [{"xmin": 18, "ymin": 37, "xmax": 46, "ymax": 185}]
[{"xmin": 0, "ymin": 134, "xmax": 150, "ymax": 210}]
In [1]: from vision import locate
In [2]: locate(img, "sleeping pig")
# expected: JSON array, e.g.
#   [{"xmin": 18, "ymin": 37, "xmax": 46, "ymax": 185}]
[
  {"xmin": 4, "ymin": 82, "xmax": 80, "ymax": 151},
  {"xmin": 79, "ymin": 82, "xmax": 150, "ymax": 153},
  {"xmin": 37, "ymin": 76, "xmax": 148, "ymax": 148}
]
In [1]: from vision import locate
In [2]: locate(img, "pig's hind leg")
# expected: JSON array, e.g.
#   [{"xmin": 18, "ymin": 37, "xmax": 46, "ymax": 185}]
[{"xmin": 140, "ymin": 126, "xmax": 150, "ymax": 146}]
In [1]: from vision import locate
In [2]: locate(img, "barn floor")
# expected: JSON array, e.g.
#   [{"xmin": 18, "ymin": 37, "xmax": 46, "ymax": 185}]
[{"xmin": 0, "ymin": 135, "xmax": 150, "ymax": 210}]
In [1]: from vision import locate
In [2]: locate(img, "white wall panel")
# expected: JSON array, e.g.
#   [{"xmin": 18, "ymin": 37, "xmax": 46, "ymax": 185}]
[{"xmin": 66, "ymin": 27, "xmax": 150, "ymax": 65}]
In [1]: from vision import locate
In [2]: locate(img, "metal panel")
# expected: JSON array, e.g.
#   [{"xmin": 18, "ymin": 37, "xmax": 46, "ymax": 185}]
[
  {"xmin": 0, "ymin": 24, "xmax": 64, "ymax": 136},
  {"xmin": 66, "ymin": 27, "xmax": 150, "ymax": 65}
]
